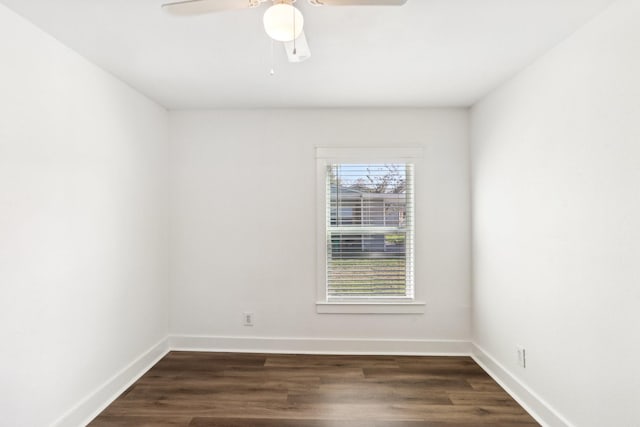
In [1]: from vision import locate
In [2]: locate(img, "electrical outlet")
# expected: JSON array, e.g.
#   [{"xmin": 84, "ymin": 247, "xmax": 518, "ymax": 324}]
[
  {"xmin": 243, "ymin": 312, "xmax": 254, "ymax": 326},
  {"xmin": 517, "ymin": 346, "xmax": 526, "ymax": 368}
]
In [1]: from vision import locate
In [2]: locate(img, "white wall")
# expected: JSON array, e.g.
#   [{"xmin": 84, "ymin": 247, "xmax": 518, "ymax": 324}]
[
  {"xmin": 471, "ymin": 0, "xmax": 640, "ymax": 425},
  {"xmin": 169, "ymin": 109, "xmax": 470, "ymax": 348},
  {"xmin": 0, "ymin": 5, "xmax": 169, "ymax": 426}
]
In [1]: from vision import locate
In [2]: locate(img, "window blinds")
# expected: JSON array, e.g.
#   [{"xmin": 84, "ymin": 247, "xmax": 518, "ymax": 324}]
[{"xmin": 326, "ymin": 164, "xmax": 414, "ymax": 299}]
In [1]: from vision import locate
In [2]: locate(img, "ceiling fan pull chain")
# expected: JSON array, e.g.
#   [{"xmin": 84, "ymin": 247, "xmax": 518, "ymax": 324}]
[
  {"xmin": 270, "ymin": 39, "xmax": 276, "ymax": 76},
  {"xmin": 292, "ymin": 4, "xmax": 297, "ymax": 55}
]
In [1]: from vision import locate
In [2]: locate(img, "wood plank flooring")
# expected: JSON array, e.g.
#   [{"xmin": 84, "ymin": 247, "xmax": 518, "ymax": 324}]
[{"xmin": 89, "ymin": 352, "xmax": 539, "ymax": 427}]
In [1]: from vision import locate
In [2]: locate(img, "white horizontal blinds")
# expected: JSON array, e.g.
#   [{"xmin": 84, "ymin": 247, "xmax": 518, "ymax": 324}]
[{"xmin": 326, "ymin": 163, "xmax": 414, "ymax": 299}]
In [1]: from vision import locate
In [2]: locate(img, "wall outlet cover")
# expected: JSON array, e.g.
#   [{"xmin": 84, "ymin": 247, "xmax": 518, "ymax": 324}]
[
  {"xmin": 516, "ymin": 346, "xmax": 526, "ymax": 368},
  {"xmin": 243, "ymin": 312, "xmax": 254, "ymax": 326}
]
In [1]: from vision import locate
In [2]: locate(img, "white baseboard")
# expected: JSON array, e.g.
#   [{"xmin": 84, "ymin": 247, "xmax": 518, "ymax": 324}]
[
  {"xmin": 52, "ymin": 337, "xmax": 170, "ymax": 427},
  {"xmin": 169, "ymin": 335, "xmax": 471, "ymax": 356},
  {"xmin": 471, "ymin": 343, "xmax": 573, "ymax": 427}
]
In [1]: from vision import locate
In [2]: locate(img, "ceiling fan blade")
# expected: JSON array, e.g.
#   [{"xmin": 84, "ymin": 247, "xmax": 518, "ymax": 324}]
[
  {"xmin": 309, "ymin": 0, "xmax": 407, "ymax": 6},
  {"xmin": 284, "ymin": 31, "xmax": 311, "ymax": 63},
  {"xmin": 162, "ymin": 0, "xmax": 262, "ymax": 16}
]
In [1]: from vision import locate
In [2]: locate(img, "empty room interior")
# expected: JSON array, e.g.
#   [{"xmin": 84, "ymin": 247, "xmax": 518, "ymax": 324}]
[{"xmin": 1, "ymin": 0, "xmax": 639, "ymax": 426}]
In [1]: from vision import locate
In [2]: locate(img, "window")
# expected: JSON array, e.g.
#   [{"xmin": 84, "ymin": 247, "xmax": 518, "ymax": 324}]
[
  {"xmin": 327, "ymin": 164, "xmax": 414, "ymax": 299},
  {"xmin": 316, "ymin": 148, "xmax": 425, "ymax": 314}
]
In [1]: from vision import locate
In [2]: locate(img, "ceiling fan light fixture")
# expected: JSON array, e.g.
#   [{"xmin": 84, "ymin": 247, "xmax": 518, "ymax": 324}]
[{"xmin": 263, "ymin": 3, "xmax": 304, "ymax": 42}]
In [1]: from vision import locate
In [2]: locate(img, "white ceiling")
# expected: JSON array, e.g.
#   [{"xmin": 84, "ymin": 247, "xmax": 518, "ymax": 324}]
[{"xmin": 1, "ymin": 0, "xmax": 614, "ymax": 109}]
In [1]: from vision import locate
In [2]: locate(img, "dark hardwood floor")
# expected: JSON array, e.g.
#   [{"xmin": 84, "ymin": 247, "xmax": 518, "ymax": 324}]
[{"xmin": 89, "ymin": 352, "xmax": 539, "ymax": 427}]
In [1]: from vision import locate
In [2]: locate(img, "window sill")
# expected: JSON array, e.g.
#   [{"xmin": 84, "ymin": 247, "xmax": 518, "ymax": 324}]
[{"xmin": 316, "ymin": 301, "xmax": 425, "ymax": 314}]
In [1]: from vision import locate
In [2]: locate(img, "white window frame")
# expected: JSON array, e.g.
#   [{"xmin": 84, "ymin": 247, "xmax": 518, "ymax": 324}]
[{"xmin": 315, "ymin": 147, "xmax": 425, "ymax": 314}]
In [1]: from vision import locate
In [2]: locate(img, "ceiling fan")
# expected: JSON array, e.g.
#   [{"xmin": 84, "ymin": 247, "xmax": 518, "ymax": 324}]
[{"xmin": 162, "ymin": 0, "xmax": 408, "ymax": 64}]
